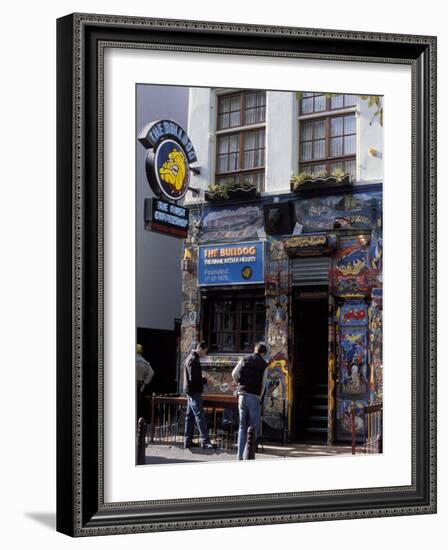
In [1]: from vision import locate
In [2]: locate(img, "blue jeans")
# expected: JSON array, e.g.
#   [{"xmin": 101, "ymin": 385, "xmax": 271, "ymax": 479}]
[
  {"xmin": 184, "ymin": 394, "xmax": 210, "ymax": 444},
  {"xmin": 237, "ymin": 393, "xmax": 261, "ymax": 460}
]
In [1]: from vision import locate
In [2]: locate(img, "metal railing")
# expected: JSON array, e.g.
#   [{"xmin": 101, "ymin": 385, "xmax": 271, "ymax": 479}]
[
  {"xmin": 148, "ymin": 393, "xmax": 239, "ymax": 450},
  {"xmin": 351, "ymin": 403, "xmax": 383, "ymax": 454}
]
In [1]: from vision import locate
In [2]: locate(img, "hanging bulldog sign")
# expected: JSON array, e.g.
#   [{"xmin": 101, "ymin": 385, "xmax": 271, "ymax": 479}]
[{"xmin": 138, "ymin": 120, "xmax": 198, "ymax": 201}]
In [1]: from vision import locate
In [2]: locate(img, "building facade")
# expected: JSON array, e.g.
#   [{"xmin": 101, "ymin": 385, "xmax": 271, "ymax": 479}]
[{"xmin": 180, "ymin": 88, "xmax": 383, "ymax": 444}]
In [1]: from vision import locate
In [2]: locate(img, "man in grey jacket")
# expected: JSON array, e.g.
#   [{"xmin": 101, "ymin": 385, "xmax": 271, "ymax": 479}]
[{"xmin": 232, "ymin": 342, "xmax": 269, "ymax": 460}]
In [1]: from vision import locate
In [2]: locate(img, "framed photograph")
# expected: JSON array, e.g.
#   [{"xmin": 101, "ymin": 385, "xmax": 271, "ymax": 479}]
[{"xmin": 56, "ymin": 13, "xmax": 436, "ymax": 536}]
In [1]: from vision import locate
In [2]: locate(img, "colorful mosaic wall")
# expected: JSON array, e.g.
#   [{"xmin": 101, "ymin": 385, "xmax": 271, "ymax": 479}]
[
  {"xmin": 369, "ymin": 288, "xmax": 383, "ymax": 403},
  {"xmin": 180, "ymin": 189, "xmax": 382, "ymax": 443},
  {"xmin": 265, "ymin": 239, "xmax": 289, "ymax": 352},
  {"xmin": 264, "ymin": 352, "xmax": 290, "ymax": 434},
  {"xmin": 330, "ymin": 194, "xmax": 382, "ymax": 440},
  {"xmin": 327, "ymin": 294, "xmax": 337, "ymax": 444},
  {"xmin": 335, "ymin": 301, "xmax": 370, "ymax": 440},
  {"xmin": 263, "ymin": 238, "xmax": 291, "ymax": 434},
  {"xmin": 180, "ymin": 210, "xmax": 201, "ymax": 367}
]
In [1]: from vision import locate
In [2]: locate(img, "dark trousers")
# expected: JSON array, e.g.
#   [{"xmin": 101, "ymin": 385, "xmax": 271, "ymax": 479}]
[{"xmin": 136, "ymin": 384, "xmax": 148, "ymax": 421}]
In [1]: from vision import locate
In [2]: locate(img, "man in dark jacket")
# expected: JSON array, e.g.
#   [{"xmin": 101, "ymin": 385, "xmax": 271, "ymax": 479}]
[
  {"xmin": 183, "ymin": 341, "xmax": 214, "ymax": 449},
  {"xmin": 232, "ymin": 342, "xmax": 268, "ymax": 460}
]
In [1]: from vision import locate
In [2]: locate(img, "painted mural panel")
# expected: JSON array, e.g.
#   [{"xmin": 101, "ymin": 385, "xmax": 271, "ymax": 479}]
[
  {"xmin": 370, "ymin": 288, "xmax": 383, "ymax": 403},
  {"xmin": 265, "ymin": 239, "xmax": 289, "ymax": 350},
  {"xmin": 293, "ymin": 192, "xmax": 380, "ymax": 233},
  {"xmin": 337, "ymin": 399, "xmax": 367, "ymax": 436},
  {"xmin": 339, "ymin": 301, "xmax": 369, "ymax": 327},
  {"xmin": 264, "ymin": 353, "xmax": 289, "ymax": 413},
  {"xmin": 180, "ymin": 247, "xmax": 201, "ymax": 364},
  {"xmin": 263, "ymin": 239, "xmax": 291, "ymax": 436},
  {"xmin": 331, "ymin": 239, "xmax": 371, "ymax": 297},
  {"xmin": 201, "ymin": 364, "xmax": 237, "ymax": 395},
  {"xmin": 336, "ymin": 301, "xmax": 370, "ymax": 440},
  {"xmin": 338, "ymin": 327, "xmax": 369, "ymax": 396},
  {"xmin": 199, "ymin": 356, "xmax": 239, "ymax": 409},
  {"xmin": 199, "ymin": 204, "xmax": 264, "ymax": 244},
  {"xmin": 327, "ymin": 294, "xmax": 336, "ymax": 445},
  {"xmin": 180, "ymin": 326, "xmax": 199, "ymax": 363}
]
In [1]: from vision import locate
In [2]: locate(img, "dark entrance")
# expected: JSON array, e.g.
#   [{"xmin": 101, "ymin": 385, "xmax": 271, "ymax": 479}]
[{"xmin": 292, "ymin": 288, "xmax": 329, "ymax": 442}]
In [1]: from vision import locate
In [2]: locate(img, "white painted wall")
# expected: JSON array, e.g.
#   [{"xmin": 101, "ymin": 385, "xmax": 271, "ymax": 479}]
[
  {"xmin": 186, "ymin": 87, "xmax": 213, "ymax": 199},
  {"xmin": 265, "ymin": 91, "xmax": 298, "ymax": 193},
  {"xmin": 358, "ymin": 97, "xmax": 384, "ymax": 182}
]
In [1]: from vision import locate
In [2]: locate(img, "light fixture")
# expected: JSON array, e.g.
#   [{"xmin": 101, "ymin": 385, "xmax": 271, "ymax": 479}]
[{"xmin": 181, "ymin": 247, "xmax": 193, "ymax": 272}]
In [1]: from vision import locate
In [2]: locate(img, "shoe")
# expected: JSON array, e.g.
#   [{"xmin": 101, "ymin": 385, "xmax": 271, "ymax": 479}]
[
  {"xmin": 200, "ymin": 442, "xmax": 216, "ymax": 450},
  {"xmin": 184, "ymin": 441, "xmax": 193, "ymax": 449}
]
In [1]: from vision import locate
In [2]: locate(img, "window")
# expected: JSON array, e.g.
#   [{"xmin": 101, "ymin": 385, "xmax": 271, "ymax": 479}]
[
  {"xmin": 299, "ymin": 92, "xmax": 357, "ymax": 115},
  {"xmin": 205, "ymin": 292, "xmax": 265, "ymax": 353},
  {"xmin": 215, "ymin": 91, "xmax": 266, "ymax": 189},
  {"xmin": 299, "ymin": 93, "xmax": 357, "ymax": 180}
]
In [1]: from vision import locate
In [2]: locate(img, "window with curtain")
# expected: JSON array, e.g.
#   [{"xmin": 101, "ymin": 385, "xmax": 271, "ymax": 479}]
[
  {"xmin": 215, "ymin": 91, "xmax": 266, "ymax": 189},
  {"xmin": 298, "ymin": 93, "xmax": 357, "ymax": 180}
]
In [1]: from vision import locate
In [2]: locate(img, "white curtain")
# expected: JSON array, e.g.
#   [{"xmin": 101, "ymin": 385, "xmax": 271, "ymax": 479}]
[
  {"xmin": 217, "ymin": 134, "xmax": 240, "ymax": 172},
  {"xmin": 244, "ymin": 92, "xmax": 266, "ymax": 124},
  {"xmin": 244, "ymin": 130, "xmax": 265, "ymax": 168}
]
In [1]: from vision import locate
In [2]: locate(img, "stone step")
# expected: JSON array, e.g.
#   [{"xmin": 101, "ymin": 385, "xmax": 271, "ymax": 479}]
[
  {"xmin": 309, "ymin": 415, "xmax": 327, "ymax": 422},
  {"xmin": 311, "ymin": 404, "xmax": 328, "ymax": 411}
]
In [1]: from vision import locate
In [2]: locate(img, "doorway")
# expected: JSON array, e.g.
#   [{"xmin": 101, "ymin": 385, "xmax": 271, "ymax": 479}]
[{"xmin": 291, "ymin": 289, "xmax": 329, "ymax": 442}]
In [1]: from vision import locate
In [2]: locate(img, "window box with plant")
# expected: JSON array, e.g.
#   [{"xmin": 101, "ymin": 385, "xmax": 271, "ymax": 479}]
[
  {"xmin": 290, "ymin": 167, "xmax": 352, "ymax": 192},
  {"xmin": 205, "ymin": 179, "xmax": 260, "ymax": 202}
]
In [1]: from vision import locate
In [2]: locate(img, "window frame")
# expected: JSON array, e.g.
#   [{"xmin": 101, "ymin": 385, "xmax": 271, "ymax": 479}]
[
  {"xmin": 299, "ymin": 92, "xmax": 357, "ymax": 115},
  {"xmin": 203, "ymin": 290, "xmax": 266, "ymax": 354},
  {"xmin": 215, "ymin": 90, "xmax": 266, "ymax": 190},
  {"xmin": 298, "ymin": 113, "xmax": 358, "ymax": 179}
]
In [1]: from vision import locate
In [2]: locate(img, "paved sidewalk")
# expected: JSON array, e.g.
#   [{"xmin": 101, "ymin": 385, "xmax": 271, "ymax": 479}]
[{"xmin": 144, "ymin": 441, "xmax": 353, "ymax": 464}]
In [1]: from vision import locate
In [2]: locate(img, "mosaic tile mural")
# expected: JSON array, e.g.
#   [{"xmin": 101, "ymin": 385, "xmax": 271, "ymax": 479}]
[{"xmin": 179, "ymin": 189, "xmax": 382, "ymax": 444}]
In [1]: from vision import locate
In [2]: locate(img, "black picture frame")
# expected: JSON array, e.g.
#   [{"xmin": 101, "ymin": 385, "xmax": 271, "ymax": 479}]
[{"xmin": 56, "ymin": 13, "xmax": 437, "ymax": 536}]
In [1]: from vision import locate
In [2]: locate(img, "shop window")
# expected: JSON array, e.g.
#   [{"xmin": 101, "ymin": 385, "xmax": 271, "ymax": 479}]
[
  {"xmin": 205, "ymin": 293, "xmax": 265, "ymax": 353},
  {"xmin": 215, "ymin": 91, "xmax": 266, "ymax": 190},
  {"xmin": 299, "ymin": 93, "xmax": 357, "ymax": 181}
]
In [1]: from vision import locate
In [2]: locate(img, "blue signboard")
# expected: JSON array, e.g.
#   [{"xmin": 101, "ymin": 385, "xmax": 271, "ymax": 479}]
[{"xmin": 198, "ymin": 242, "xmax": 264, "ymax": 286}]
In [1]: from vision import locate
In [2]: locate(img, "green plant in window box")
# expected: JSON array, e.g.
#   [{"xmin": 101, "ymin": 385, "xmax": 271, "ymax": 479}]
[
  {"xmin": 207, "ymin": 182, "xmax": 230, "ymax": 200},
  {"xmin": 330, "ymin": 168, "xmax": 349, "ymax": 182},
  {"xmin": 311, "ymin": 170, "xmax": 327, "ymax": 179},
  {"xmin": 206, "ymin": 179, "xmax": 258, "ymax": 201},
  {"xmin": 290, "ymin": 171, "xmax": 313, "ymax": 191},
  {"xmin": 290, "ymin": 168, "xmax": 351, "ymax": 192}
]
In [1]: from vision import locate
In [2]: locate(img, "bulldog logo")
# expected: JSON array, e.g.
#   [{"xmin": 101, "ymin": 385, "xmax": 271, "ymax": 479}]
[
  {"xmin": 138, "ymin": 120, "xmax": 197, "ymax": 201},
  {"xmin": 159, "ymin": 149, "xmax": 187, "ymax": 192}
]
